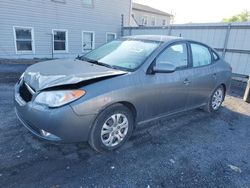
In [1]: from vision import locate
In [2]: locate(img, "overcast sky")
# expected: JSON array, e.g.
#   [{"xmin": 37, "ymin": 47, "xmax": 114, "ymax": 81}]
[{"xmin": 133, "ymin": 0, "xmax": 250, "ymax": 23}]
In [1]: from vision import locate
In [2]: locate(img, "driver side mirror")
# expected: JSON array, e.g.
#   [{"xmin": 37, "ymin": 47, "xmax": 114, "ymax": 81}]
[{"xmin": 153, "ymin": 62, "xmax": 176, "ymax": 73}]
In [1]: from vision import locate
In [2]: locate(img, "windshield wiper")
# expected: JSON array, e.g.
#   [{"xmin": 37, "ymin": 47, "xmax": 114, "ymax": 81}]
[
  {"xmin": 78, "ymin": 56, "xmax": 94, "ymax": 63},
  {"xmin": 93, "ymin": 61, "xmax": 120, "ymax": 70},
  {"xmin": 79, "ymin": 56, "xmax": 119, "ymax": 70}
]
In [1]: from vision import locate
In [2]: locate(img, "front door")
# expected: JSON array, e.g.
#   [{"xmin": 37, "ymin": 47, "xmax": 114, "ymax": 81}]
[{"xmin": 142, "ymin": 42, "xmax": 191, "ymax": 120}]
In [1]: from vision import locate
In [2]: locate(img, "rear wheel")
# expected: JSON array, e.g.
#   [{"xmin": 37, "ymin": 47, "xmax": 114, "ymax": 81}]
[
  {"xmin": 205, "ymin": 85, "xmax": 225, "ymax": 113},
  {"xmin": 88, "ymin": 104, "xmax": 134, "ymax": 152}
]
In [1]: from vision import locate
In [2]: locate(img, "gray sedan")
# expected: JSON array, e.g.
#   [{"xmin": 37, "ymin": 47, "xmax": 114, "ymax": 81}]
[{"xmin": 15, "ymin": 35, "xmax": 232, "ymax": 152}]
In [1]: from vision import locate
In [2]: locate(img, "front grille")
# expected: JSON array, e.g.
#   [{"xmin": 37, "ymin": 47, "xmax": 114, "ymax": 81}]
[{"xmin": 19, "ymin": 82, "xmax": 33, "ymax": 102}]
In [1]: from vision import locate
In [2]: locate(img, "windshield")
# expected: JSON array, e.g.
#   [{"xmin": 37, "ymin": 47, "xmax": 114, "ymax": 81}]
[{"xmin": 82, "ymin": 39, "xmax": 161, "ymax": 71}]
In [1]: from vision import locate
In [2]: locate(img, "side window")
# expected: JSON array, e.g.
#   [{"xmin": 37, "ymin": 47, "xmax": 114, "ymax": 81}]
[
  {"xmin": 156, "ymin": 43, "xmax": 188, "ymax": 69},
  {"xmin": 191, "ymin": 43, "xmax": 212, "ymax": 67}
]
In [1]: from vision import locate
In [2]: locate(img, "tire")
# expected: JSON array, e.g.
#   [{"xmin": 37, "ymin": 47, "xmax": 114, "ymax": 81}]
[
  {"xmin": 88, "ymin": 103, "xmax": 134, "ymax": 153},
  {"xmin": 205, "ymin": 85, "xmax": 225, "ymax": 113}
]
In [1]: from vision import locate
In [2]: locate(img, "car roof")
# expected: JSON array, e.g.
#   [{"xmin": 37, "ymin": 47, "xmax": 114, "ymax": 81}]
[{"xmin": 122, "ymin": 35, "xmax": 183, "ymax": 42}]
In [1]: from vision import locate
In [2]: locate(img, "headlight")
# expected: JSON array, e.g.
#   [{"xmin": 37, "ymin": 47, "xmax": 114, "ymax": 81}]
[
  {"xmin": 20, "ymin": 72, "xmax": 25, "ymax": 79},
  {"xmin": 18, "ymin": 73, "xmax": 25, "ymax": 83},
  {"xmin": 17, "ymin": 73, "xmax": 24, "ymax": 84},
  {"xmin": 34, "ymin": 90, "xmax": 85, "ymax": 107}
]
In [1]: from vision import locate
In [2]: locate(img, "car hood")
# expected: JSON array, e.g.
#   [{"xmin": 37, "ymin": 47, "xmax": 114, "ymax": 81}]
[{"xmin": 23, "ymin": 59, "xmax": 127, "ymax": 91}]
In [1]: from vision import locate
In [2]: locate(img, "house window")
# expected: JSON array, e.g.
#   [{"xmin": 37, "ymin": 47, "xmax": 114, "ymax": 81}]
[
  {"xmin": 51, "ymin": 0, "xmax": 66, "ymax": 3},
  {"xmin": 82, "ymin": 0, "xmax": 93, "ymax": 6},
  {"xmin": 151, "ymin": 17, "xmax": 156, "ymax": 26},
  {"xmin": 106, "ymin": 33, "xmax": 117, "ymax": 42},
  {"xmin": 52, "ymin": 29, "xmax": 68, "ymax": 52},
  {"xmin": 162, "ymin": 19, "xmax": 166, "ymax": 26},
  {"xmin": 82, "ymin": 31, "xmax": 95, "ymax": 52},
  {"xmin": 142, "ymin": 16, "xmax": 148, "ymax": 26},
  {"xmin": 13, "ymin": 26, "xmax": 34, "ymax": 53}
]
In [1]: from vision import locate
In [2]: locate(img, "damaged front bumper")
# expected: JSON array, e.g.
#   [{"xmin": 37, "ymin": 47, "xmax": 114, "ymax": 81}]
[{"xmin": 14, "ymin": 83, "xmax": 96, "ymax": 143}]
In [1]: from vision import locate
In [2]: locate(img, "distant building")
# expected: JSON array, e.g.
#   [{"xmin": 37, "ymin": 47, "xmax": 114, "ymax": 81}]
[
  {"xmin": 0, "ymin": 0, "xmax": 132, "ymax": 59},
  {"xmin": 131, "ymin": 3, "xmax": 173, "ymax": 27}
]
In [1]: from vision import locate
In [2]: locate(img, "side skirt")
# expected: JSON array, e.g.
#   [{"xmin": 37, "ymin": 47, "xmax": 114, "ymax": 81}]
[{"xmin": 137, "ymin": 103, "xmax": 207, "ymax": 126}]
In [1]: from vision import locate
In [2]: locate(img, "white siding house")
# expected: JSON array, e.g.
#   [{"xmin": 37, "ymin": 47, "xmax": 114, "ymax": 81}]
[
  {"xmin": 0, "ymin": 0, "xmax": 132, "ymax": 59},
  {"xmin": 131, "ymin": 3, "xmax": 173, "ymax": 27}
]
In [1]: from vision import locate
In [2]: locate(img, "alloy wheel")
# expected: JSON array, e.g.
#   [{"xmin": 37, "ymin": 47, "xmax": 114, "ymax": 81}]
[
  {"xmin": 101, "ymin": 113, "xmax": 129, "ymax": 147},
  {"xmin": 212, "ymin": 88, "xmax": 224, "ymax": 110}
]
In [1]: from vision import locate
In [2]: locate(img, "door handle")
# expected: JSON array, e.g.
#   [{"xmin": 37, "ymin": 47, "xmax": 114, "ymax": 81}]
[
  {"xmin": 212, "ymin": 73, "xmax": 217, "ymax": 79},
  {"xmin": 183, "ymin": 78, "xmax": 191, "ymax": 85}
]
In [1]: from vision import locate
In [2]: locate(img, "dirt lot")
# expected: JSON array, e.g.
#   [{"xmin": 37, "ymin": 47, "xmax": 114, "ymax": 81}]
[{"xmin": 0, "ymin": 70, "xmax": 250, "ymax": 187}]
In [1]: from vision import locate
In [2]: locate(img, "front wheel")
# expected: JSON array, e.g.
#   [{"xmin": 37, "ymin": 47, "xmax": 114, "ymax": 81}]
[
  {"xmin": 88, "ymin": 104, "xmax": 134, "ymax": 152},
  {"xmin": 205, "ymin": 85, "xmax": 225, "ymax": 113}
]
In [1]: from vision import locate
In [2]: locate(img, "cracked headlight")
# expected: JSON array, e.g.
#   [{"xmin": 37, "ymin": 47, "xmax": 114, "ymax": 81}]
[
  {"xmin": 18, "ymin": 73, "xmax": 25, "ymax": 83},
  {"xmin": 20, "ymin": 72, "xmax": 25, "ymax": 80},
  {"xmin": 34, "ymin": 90, "xmax": 85, "ymax": 107}
]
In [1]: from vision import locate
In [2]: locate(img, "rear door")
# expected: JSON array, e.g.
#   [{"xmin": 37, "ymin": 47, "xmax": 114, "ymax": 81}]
[{"xmin": 186, "ymin": 42, "xmax": 217, "ymax": 109}]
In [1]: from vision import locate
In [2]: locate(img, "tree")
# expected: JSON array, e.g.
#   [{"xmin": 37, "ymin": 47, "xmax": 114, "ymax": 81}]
[{"xmin": 222, "ymin": 10, "xmax": 250, "ymax": 22}]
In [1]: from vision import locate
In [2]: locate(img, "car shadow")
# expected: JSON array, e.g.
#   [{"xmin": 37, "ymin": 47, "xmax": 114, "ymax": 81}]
[{"xmin": 229, "ymin": 80, "xmax": 248, "ymax": 99}]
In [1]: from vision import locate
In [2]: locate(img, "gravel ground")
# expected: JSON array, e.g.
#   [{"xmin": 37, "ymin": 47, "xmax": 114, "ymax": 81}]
[
  {"xmin": 0, "ymin": 64, "xmax": 29, "ymax": 83},
  {"xmin": 0, "ymin": 72, "xmax": 250, "ymax": 187}
]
